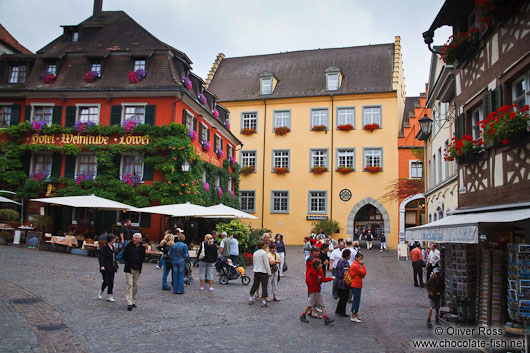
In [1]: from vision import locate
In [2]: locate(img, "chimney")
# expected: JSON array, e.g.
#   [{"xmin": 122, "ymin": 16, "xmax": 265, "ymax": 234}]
[{"xmin": 93, "ymin": 0, "xmax": 103, "ymax": 16}]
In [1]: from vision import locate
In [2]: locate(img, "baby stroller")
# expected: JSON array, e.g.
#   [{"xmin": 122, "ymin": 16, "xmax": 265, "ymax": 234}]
[
  {"xmin": 184, "ymin": 261, "xmax": 193, "ymax": 285},
  {"xmin": 216, "ymin": 256, "xmax": 251, "ymax": 285}
]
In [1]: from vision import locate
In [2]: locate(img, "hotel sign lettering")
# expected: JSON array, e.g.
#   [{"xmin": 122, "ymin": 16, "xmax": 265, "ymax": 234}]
[{"xmin": 28, "ymin": 134, "xmax": 151, "ymax": 146}]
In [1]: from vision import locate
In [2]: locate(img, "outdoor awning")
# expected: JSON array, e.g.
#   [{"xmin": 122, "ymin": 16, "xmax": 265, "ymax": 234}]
[
  {"xmin": 405, "ymin": 208, "xmax": 530, "ymax": 244},
  {"xmin": 0, "ymin": 196, "xmax": 21, "ymax": 205},
  {"xmin": 203, "ymin": 204, "xmax": 258, "ymax": 219},
  {"xmin": 137, "ymin": 202, "xmax": 226, "ymax": 217},
  {"xmin": 31, "ymin": 194, "xmax": 138, "ymax": 211}
]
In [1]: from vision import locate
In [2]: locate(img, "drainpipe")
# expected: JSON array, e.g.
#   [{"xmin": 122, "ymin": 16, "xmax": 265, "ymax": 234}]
[
  {"xmin": 330, "ymin": 94, "xmax": 334, "ymax": 227},
  {"xmin": 171, "ymin": 91, "xmax": 183, "ymax": 123},
  {"xmin": 261, "ymin": 99, "xmax": 267, "ymax": 228}
]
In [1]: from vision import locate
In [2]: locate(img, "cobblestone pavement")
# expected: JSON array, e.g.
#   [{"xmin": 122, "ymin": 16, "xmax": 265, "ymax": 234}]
[{"xmin": 0, "ymin": 244, "xmax": 445, "ymax": 353}]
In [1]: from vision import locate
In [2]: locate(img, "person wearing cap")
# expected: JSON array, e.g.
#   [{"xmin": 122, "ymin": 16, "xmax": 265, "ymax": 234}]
[{"xmin": 425, "ymin": 267, "xmax": 444, "ymax": 328}]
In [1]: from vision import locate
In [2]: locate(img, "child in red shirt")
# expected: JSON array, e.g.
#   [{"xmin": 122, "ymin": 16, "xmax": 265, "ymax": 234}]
[{"xmin": 300, "ymin": 259, "xmax": 335, "ymax": 325}]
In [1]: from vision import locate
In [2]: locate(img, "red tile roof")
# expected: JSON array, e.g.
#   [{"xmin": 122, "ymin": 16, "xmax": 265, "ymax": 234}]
[{"xmin": 0, "ymin": 24, "xmax": 32, "ymax": 54}]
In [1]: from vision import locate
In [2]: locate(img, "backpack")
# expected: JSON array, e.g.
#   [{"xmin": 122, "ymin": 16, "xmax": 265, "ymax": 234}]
[{"xmin": 343, "ymin": 264, "xmax": 353, "ymax": 286}]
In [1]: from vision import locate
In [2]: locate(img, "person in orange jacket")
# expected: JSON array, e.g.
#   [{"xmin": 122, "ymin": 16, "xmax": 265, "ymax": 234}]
[{"xmin": 349, "ymin": 252, "xmax": 366, "ymax": 322}]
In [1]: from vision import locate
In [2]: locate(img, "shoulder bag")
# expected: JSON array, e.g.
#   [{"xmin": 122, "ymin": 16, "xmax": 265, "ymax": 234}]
[{"xmin": 198, "ymin": 242, "xmax": 206, "ymax": 260}]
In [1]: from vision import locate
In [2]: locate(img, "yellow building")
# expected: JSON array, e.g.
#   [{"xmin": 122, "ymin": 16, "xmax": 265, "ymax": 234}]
[{"xmin": 207, "ymin": 37, "xmax": 406, "ymax": 248}]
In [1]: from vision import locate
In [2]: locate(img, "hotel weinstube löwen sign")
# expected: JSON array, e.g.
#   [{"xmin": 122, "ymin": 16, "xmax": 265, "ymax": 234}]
[{"xmin": 27, "ymin": 134, "xmax": 151, "ymax": 146}]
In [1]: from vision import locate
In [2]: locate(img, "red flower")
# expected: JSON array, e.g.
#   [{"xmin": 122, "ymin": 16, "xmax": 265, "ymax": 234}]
[{"xmin": 502, "ymin": 139, "xmax": 509, "ymax": 145}]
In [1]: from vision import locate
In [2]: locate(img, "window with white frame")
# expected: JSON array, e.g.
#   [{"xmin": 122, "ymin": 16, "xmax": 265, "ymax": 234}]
[
  {"xmin": 202, "ymin": 170, "xmax": 207, "ymax": 182},
  {"xmin": 0, "ymin": 105, "xmax": 11, "ymax": 127},
  {"xmin": 311, "ymin": 149, "xmax": 328, "ymax": 168},
  {"xmin": 364, "ymin": 148, "xmax": 382, "ymax": 168},
  {"xmin": 77, "ymin": 153, "xmax": 97, "ymax": 176},
  {"xmin": 214, "ymin": 134, "xmax": 222, "ymax": 152},
  {"xmin": 134, "ymin": 60, "xmax": 146, "ymax": 71},
  {"xmin": 337, "ymin": 107, "xmax": 355, "ymax": 127},
  {"xmin": 78, "ymin": 106, "xmax": 99, "ymax": 123},
  {"xmin": 123, "ymin": 105, "xmax": 145, "ymax": 124},
  {"xmin": 228, "ymin": 177, "xmax": 233, "ymax": 191},
  {"xmin": 271, "ymin": 191, "xmax": 289, "ymax": 213},
  {"xmin": 273, "ymin": 150, "xmax": 289, "ymax": 169},
  {"xmin": 31, "ymin": 153, "xmax": 52, "ymax": 176},
  {"xmin": 311, "ymin": 109, "xmax": 328, "ymax": 129},
  {"xmin": 32, "ymin": 105, "xmax": 53, "ymax": 123},
  {"xmin": 182, "ymin": 110, "xmax": 193, "ymax": 131},
  {"xmin": 512, "ymin": 71, "xmax": 529, "ymax": 108},
  {"xmin": 260, "ymin": 77, "xmax": 272, "ymax": 95},
  {"xmin": 326, "ymin": 73, "xmax": 339, "ymax": 91},
  {"xmin": 471, "ymin": 105, "xmax": 482, "ymax": 140},
  {"xmin": 227, "ymin": 144, "xmax": 233, "ymax": 159},
  {"xmin": 309, "ymin": 191, "xmax": 327, "ymax": 213},
  {"xmin": 47, "ymin": 64, "xmax": 57, "ymax": 75},
  {"xmin": 242, "ymin": 112, "xmax": 257, "ymax": 130},
  {"xmin": 90, "ymin": 63, "xmax": 101, "ymax": 76},
  {"xmin": 240, "ymin": 191, "xmax": 255, "ymax": 213},
  {"xmin": 410, "ymin": 161, "xmax": 423, "ymax": 179},
  {"xmin": 9, "ymin": 65, "xmax": 26, "ymax": 83},
  {"xmin": 363, "ymin": 106, "xmax": 381, "ymax": 126},
  {"xmin": 121, "ymin": 154, "xmax": 143, "ymax": 177},
  {"xmin": 273, "ymin": 111, "xmax": 290, "ymax": 129},
  {"xmin": 337, "ymin": 149, "xmax": 354, "ymax": 168},
  {"xmin": 241, "ymin": 151, "xmax": 256, "ymax": 168},
  {"xmin": 200, "ymin": 123, "xmax": 208, "ymax": 141}
]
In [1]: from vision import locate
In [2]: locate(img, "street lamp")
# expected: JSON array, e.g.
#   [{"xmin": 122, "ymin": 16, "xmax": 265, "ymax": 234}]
[
  {"xmin": 181, "ymin": 160, "xmax": 190, "ymax": 172},
  {"xmin": 416, "ymin": 114, "xmax": 433, "ymax": 141}
]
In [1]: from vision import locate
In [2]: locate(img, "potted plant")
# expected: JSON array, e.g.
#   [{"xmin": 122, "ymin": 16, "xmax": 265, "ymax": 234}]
[
  {"xmin": 188, "ymin": 128, "xmax": 197, "ymax": 141},
  {"xmin": 337, "ymin": 124, "xmax": 354, "ymax": 131},
  {"xmin": 364, "ymin": 123, "xmax": 380, "ymax": 132},
  {"xmin": 32, "ymin": 120, "xmax": 48, "ymax": 133},
  {"xmin": 365, "ymin": 166, "xmax": 382, "ymax": 173},
  {"xmin": 121, "ymin": 174, "xmax": 142, "ymax": 186},
  {"xmin": 274, "ymin": 126, "xmax": 291, "ymax": 136},
  {"xmin": 128, "ymin": 69, "xmax": 146, "ymax": 83},
  {"xmin": 241, "ymin": 128, "xmax": 257, "ymax": 135},
  {"xmin": 241, "ymin": 166, "xmax": 255, "ymax": 175},
  {"xmin": 40, "ymin": 71, "xmax": 56, "ymax": 84},
  {"xmin": 336, "ymin": 167, "xmax": 353, "ymax": 173},
  {"xmin": 274, "ymin": 167, "xmax": 288, "ymax": 174},
  {"xmin": 478, "ymin": 104, "xmax": 530, "ymax": 146},
  {"xmin": 183, "ymin": 77, "xmax": 192, "ymax": 91},
  {"xmin": 441, "ymin": 26, "xmax": 480, "ymax": 64},
  {"xmin": 216, "ymin": 148, "xmax": 224, "ymax": 159},
  {"xmin": 311, "ymin": 166, "xmax": 328, "ymax": 174},
  {"xmin": 84, "ymin": 70, "xmax": 99, "ymax": 83},
  {"xmin": 122, "ymin": 119, "xmax": 139, "ymax": 133},
  {"xmin": 444, "ymin": 135, "xmax": 484, "ymax": 163},
  {"xmin": 312, "ymin": 125, "xmax": 327, "ymax": 131},
  {"xmin": 198, "ymin": 93, "xmax": 207, "ymax": 106},
  {"xmin": 74, "ymin": 120, "xmax": 96, "ymax": 134},
  {"xmin": 201, "ymin": 139, "xmax": 210, "ymax": 152}
]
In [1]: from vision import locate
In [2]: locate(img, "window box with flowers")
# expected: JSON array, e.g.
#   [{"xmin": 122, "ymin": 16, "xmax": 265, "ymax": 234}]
[
  {"xmin": 443, "ymin": 135, "xmax": 484, "ymax": 163},
  {"xmin": 122, "ymin": 119, "xmax": 140, "ymax": 133},
  {"xmin": 311, "ymin": 166, "xmax": 328, "ymax": 174},
  {"xmin": 229, "ymin": 156, "xmax": 236, "ymax": 168},
  {"xmin": 40, "ymin": 71, "xmax": 56, "ymax": 84},
  {"xmin": 198, "ymin": 93, "xmax": 207, "ymax": 106},
  {"xmin": 30, "ymin": 172, "xmax": 47, "ymax": 182},
  {"xmin": 75, "ymin": 174, "xmax": 94, "ymax": 184},
  {"xmin": 201, "ymin": 140, "xmax": 210, "ymax": 152},
  {"xmin": 441, "ymin": 27, "xmax": 480, "ymax": 64},
  {"xmin": 188, "ymin": 128, "xmax": 197, "ymax": 141},
  {"xmin": 241, "ymin": 128, "xmax": 257, "ymax": 136},
  {"xmin": 478, "ymin": 104, "xmax": 530, "ymax": 147},
  {"xmin": 274, "ymin": 126, "xmax": 290, "ymax": 136},
  {"xmin": 84, "ymin": 71, "xmax": 100, "ymax": 83},
  {"xmin": 32, "ymin": 121, "xmax": 48, "ymax": 133},
  {"xmin": 364, "ymin": 123, "xmax": 380, "ymax": 132},
  {"xmin": 336, "ymin": 167, "xmax": 353, "ymax": 174},
  {"xmin": 274, "ymin": 167, "xmax": 289, "ymax": 175},
  {"xmin": 128, "ymin": 69, "xmax": 146, "ymax": 83},
  {"xmin": 183, "ymin": 76, "xmax": 192, "ymax": 91},
  {"xmin": 74, "ymin": 121, "xmax": 96, "ymax": 134},
  {"xmin": 364, "ymin": 166, "xmax": 382, "ymax": 173},
  {"xmin": 240, "ymin": 166, "xmax": 255, "ymax": 175},
  {"xmin": 121, "ymin": 174, "xmax": 142, "ymax": 186},
  {"xmin": 216, "ymin": 148, "xmax": 224, "ymax": 159},
  {"xmin": 337, "ymin": 124, "xmax": 354, "ymax": 131},
  {"xmin": 216, "ymin": 186, "xmax": 223, "ymax": 198},
  {"xmin": 311, "ymin": 125, "xmax": 327, "ymax": 132}
]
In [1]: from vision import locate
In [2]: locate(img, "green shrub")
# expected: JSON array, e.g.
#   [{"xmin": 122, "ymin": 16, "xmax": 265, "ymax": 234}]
[
  {"xmin": 311, "ymin": 219, "xmax": 340, "ymax": 236},
  {"xmin": 215, "ymin": 219, "xmax": 252, "ymax": 252},
  {"xmin": 0, "ymin": 209, "xmax": 20, "ymax": 222}
]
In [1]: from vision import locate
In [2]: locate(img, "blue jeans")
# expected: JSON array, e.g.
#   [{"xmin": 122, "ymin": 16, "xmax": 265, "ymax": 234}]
[
  {"xmin": 171, "ymin": 260, "xmax": 185, "ymax": 294},
  {"xmin": 162, "ymin": 261, "xmax": 171, "ymax": 289},
  {"xmin": 230, "ymin": 255, "xmax": 239, "ymax": 267},
  {"xmin": 331, "ymin": 269, "xmax": 337, "ymax": 298},
  {"xmin": 116, "ymin": 239, "xmax": 128, "ymax": 264},
  {"xmin": 351, "ymin": 287, "xmax": 362, "ymax": 313},
  {"xmin": 158, "ymin": 257, "xmax": 164, "ymax": 268}
]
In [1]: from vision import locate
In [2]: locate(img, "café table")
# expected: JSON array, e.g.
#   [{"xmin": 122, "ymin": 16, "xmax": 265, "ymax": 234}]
[{"xmin": 51, "ymin": 235, "xmax": 78, "ymax": 247}]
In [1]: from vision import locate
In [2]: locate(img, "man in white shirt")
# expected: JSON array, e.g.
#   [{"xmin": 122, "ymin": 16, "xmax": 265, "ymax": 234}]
[
  {"xmin": 329, "ymin": 241, "xmax": 345, "ymax": 300},
  {"xmin": 426, "ymin": 244, "xmax": 441, "ymax": 281},
  {"xmin": 345, "ymin": 239, "xmax": 356, "ymax": 266}
]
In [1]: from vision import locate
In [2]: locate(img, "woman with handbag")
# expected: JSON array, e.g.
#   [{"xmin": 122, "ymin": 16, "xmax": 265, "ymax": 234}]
[
  {"xmin": 274, "ymin": 234, "xmax": 286, "ymax": 277},
  {"xmin": 157, "ymin": 232, "xmax": 174, "ymax": 291},
  {"xmin": 198, "ymin": 234, "xmax": 217, "ymax": 291},
  {"xmin": 267, "ymin": 243, "xmax": 282, "ymax": 302},
  {"xmin": 98, "ymin": 234, "xmax": 118, "ymax": 302}
]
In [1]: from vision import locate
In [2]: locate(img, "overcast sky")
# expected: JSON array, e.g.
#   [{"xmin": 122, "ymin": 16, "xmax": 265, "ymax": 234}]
[{"xmin": 1, "ymin": 0, "xmax": 451, "ymax": 96}]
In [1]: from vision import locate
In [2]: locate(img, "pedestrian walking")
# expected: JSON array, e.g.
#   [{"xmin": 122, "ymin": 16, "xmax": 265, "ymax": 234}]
[
  {"xmin": 156, "ymin": 230, "xmax": 172, "ymax": 269},
  {"xmin": 116, "ymin": 219, "xmax": 132, "ymax": 263},
  {"xmin": 168, "ymin": 233, "xmax": 189, "ymax": 294},
  {"xmin": 350, "ymin": 252, "xmax": 366, "ymax": 322},
  {"xmin": 98, "ymin": 234, "xmax": 118, "ymax": 302},
  {"xmin": 410, "ymin": 242, "xmax": 424, "ymax": 287},
  {"xmin": 197, "ymin": 234, "xmax": 217, "ymax": 291},
  {"xmin": 334, "ymin": 249, "xmax": 351, "ymax": 317},
  {"xmin": 303, "ymin": 237, "xmax": 312, "ymax": 261},
  {"xmin": 426, "ymin": 267, "xmax": 445, "ymax": 328},
  {"xmin": 268, "ymin": 243, "xmax": 281, "ymax": 301},
  {"xmin": 300, "ymin": 259, "xmax": 335, "ymax": 325},
  {"xmin": 318, "ymin": 244, "xmax": 330, "ymax": 294},
  {"xmin": 274, "ymin": 234, "xmax": 286, "ymax": 277},
  {"xmin": 426, "ymin": 244, "xmax": 440, "ymax": 281},
  {"xmin": 157, "ymin": 232, "xmax": 174, "ymax": 290},
  {"xmin": 380, "ymin": 233, "xmax": 387, "ymax": 251},
  {"xmin": 365, "ymin": 230, "xmax": 373, "ymax": 250},
  {"xmin": 229, "ymin": 233, "xmax": 239, "ymax": 266},
  {"xmin": 248, "ymin": 240, "xmax": 271, "ymax": 307},
  {"xmin": 329, "ymin": 241, "xmax": 345, "ymax": 299},
  {"xmin": 123, "ymin": 233, "xmax": 145, "ymax": 311}
]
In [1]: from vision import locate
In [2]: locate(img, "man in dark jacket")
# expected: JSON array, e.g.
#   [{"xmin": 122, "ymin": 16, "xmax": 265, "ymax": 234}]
[
  {"xmin": 426, "ymin": 267, "xmax": 445, "ymax": 328},
  {"xmin": 123, "ymin": 233, "xmax": 145, "ymax": 311}
]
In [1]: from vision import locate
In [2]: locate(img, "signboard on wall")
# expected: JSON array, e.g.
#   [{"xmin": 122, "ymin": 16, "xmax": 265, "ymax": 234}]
[
  {"xmin": 306, "ymin": 216, "xmax": 328, "ymax": 221},
  {"xmin": 25, "ymin": 134, "xmax": 151, "ymax": 146}
]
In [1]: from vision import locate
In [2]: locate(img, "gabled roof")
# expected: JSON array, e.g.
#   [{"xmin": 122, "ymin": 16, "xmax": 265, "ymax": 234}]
[
  {"xmin": 209, "ymin": 43, "xmax": 395, "ymax": 101},
  {"xmin": 0, "ymin": 24, "xmax": 32, "ymax": 54}
]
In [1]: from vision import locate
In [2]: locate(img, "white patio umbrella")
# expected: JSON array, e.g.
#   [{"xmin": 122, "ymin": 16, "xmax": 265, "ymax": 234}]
[
  {"xmin": 205, "ymin": 203, "xmax": 258, "ymax": 219},
  {"xmin": 0, "ymin": 195, "xmax": 21, "ymax": 205},
  {"xmin": 137, "ymin": 202, "xmax": 225, "ymax": 217},
  {"xmin": 31, "ymin": 194, "xmax": 139, "ymax": 211}
]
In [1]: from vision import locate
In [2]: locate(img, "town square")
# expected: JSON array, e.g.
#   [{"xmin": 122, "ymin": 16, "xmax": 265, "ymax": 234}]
[{"xmin": 0, "ymin": 0, "xmax": 530, "ymax": 352}]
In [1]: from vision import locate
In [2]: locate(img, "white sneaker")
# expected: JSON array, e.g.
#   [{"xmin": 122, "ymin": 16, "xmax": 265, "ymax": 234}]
[
  {"xmin": 351, "ymin": 317, "xmax": 362, "ymax": 323},
  {"xmin": 155, "ymin": 265, "xmax": 161, "ymax": 269},
  {"xmin": 315, "ymin": 307, "xmax": 323, "ymax": 313},
  {"xmin": 106, "ymin": 297, "xmax": 115, "ymax": 302},
  {"xmin": 98, "ymin": 290, "xmax": 103, "ymax": 299},
  {"xmin": 209, "ymin": 287, "xmax": 215, "ymax": 291},
  {"xmin": 199, "ymin": 287, "xmax": 204, "ymax": 291}
]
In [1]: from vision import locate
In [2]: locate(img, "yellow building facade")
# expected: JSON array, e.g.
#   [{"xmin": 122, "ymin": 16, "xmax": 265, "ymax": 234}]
[{"xmin": 208, "ymin": 37, "xmax": 405, "ymax": 248}]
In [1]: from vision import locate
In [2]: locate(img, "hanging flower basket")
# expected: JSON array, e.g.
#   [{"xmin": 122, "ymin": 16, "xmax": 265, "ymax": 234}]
[
  {"xmin": 183, "ymin": 77, "xmax": 192, "ymax": 91},
  {"xmin": 41, "ymin": 71, "xmax": 56, "ymax": 84},
  {"xmin": 274, "ymin": 126, "xmax": 290, "ymax": 136},
  {"xmin": 364, "ymin": 166, "xmax": 382, "ymax": 173},
  {"xmin": 311, "ymin": 125, "xmax": 327, "ymax": 131},
  {"xmin": 122, "ymin": 119, "xmax": 139, "ymax": 133},
  {"xmin": 241, "ymin": 166, "xmax": 255, "ymax": 175},
  {"xmin": 241, "ymin": 128, "xmax": 257, "ymax": 135},
  {"xmin": 32, "ymin": 121, "xmax": 48, "ymax": 133},
  {"xmin": 213, "ymin": 108, "xmax": 219, "ymax": 118},
  {"xmin": 198, "ymin": 93, "xmax": 207, "ymax": 106},
  {"xmin": 216, "ymin": 149, "xmax": 224, "ymax": 159},
  {"xmin": 478, "ymin": 104, "xmax": 530, "ymax": 146},
  {"xmin": 30, "ymin": 172, "xmax": 46, "ymax": 182},
  {"xmin": 188, "ymin": 128, "xmax": 197, "ymax": 141},
  {"xmin": 444, "ymin": 135, "xmax": 484, "ymax": 162},
  {"xmin": 274, "ymin": 167, "xmax": 288, "ymax": 174},
  {"xmin": 74, "ymin": 121, "xmax": 96, "ymax": 134},
  {"xmin": 128, "ymin": 69, "xmax": 146, "ymax": 83},
  {"xmin": 336, "ymin": 167, "xmax": 353, "ymax": 173},
  {"xmin": 201, "ymin": 139, "xmax": 210, "ymax": 152},
  {"xmin": 216, "ymin": 186, "xmax": 223, "ymax": 198},
  {"xmin": 203, "ymin": 181, "xmax": 210, "ymax": 192},
  {"xmin": 311, "ymin": 166, "xmax": 328, "ymax": 174},
  {"xmin": 84, "ymin": 71, "xmax": 99, "ymax": 83},
  {"xmin": 121, "ymin": 174, "xmax": 142, "ymax": 186},
  {"xmin": 364, "ymin": 123, "xmax": 380, "ymax": 132},
  {"xmin": 337, "ymin": 124, "xmax": 354, "ymax": 131},
  {"xmin": 441, "ymin": 27, "xmax": 480, "ymax": 64},
  {"xmin": 75, "ymin": 174, "xmax": 94, "ymax": 184}
]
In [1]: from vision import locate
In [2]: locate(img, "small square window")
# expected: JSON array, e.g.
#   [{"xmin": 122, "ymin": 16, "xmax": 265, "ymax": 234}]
[
  {"xmin": 32, "ymin": 153, "xmax": 52, "ymax": 177},
  {"xmin": 309, "ymin": 191, "xmax": 327, "ymax": 213},
  {"xmin": 0, "ymin": 106, "xmax": 12, "ymax": 127},
  {"xmin": 260, "ymin": 77, "xmax": 272, "ymax": 95},
  {"xmin": 327, "ymin": 73, "xmax": 339, "ymax": 91},
  {"xmin": 311, "ymin": 109, "xmax": 328, "ymax": 129},
  {"xmin": 32, "ymin": 106, "xmax": 53, "ymax": 123},
  {"xmin": 90, "ymin": 63, "xmax": 101, "ymax": 77},
  {"xmin": 241, "ymin": 151, "xmax": 256, "ymax": 169},
  {"xmin": 9, "ymin": 65, "xmax": 27, "ymax": 83},
  {"xmin": 240, "ymin": 191, "xmax": 255, "ymax": 213},
  {"xmin": 337, "ymin": 149, "xmax": 355, "ymax": 168},
  {"xmin": 134, "ymin": 60, "xmax": 146, "ymax": 71},
  {"xmin": 364, "ymin": 148, "xmax": 382, "ymax": 168},
  {"xmin": 123, "ymin": 106, "xmax": 145, "ymax": 124},
  {"xmin": 78, "ymin": 106, "xmax": 100, "ymax": 123},
  {"xmin": 242, "ymin": 112, "xmax": 257, "ymax": 130},
  {"xmin": 363, "ymin": 106, "xmax": 382, "ymax": 127},
  {"xmin": 271, "ymin": 191, "xmax": 289, "ymax": 213},
  {"xmin": 311, "ymin": 149, "xmax": 328, "ymax": 168},
  {"xmin": 337, "ymin": 108, "xmax": 355, "ymax": 127},
  {"xmin": 121, "ymin": 154, "xmax": 143, "ymax": 178},
  {"xmin": 273, "ymin": 111, "xmax": 290, "ymax": 129},
  {"xmin": 77, "ymin": 153, "xmax": 97, "ymax": 176},
  {"xmin": 273, "ymin": 150, "xmax": 289, "ymax": 170},
  {"xmin": 47, "ymin": 64, "xmax": 57, "ymax": 76}
]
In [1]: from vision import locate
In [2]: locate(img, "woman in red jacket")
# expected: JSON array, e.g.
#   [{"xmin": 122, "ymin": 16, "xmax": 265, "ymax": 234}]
[
  {"xmin": 300, "ymin": 259, "xmax": 335, "ymax": 325},
  {"xmin": 349, "ymin": 252, "xmax": 366, "ymax": 322}
]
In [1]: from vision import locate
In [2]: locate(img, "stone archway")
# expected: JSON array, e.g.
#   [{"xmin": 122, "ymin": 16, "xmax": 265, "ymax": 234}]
[
  {"xmin": 399, "ymin": 193, "xmax": 425, "ymax": 234},
  {"xmin": 347, "ymin": 197, "xmax": 391, "ymax": 239}
]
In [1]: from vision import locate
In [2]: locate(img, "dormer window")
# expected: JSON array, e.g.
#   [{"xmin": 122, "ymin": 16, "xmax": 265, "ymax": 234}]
[
  {"xmin": 47, "ymin": 64, "xmax": 57, "ymax": 75},
  {"xmin": 134, "ymin": 60, "xmax": 146, "ymax": 71},
  {"xmin": 325, "ymin": 67, "xmax": 342, "ymax": 91},
  {"xmin": 8, "ymin": 65, "xmax": 27, "ymax": 83},
  {"xmin": 90, "ymin": 62, "xmax": 101, "ymax": 77},
  {"xmin": 72, "ymin": 32, "xmax": 79, "ymax": 42},
  {"xmin": 259, "ymin": 71, "xmax": 276, "ymax": 95}
]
